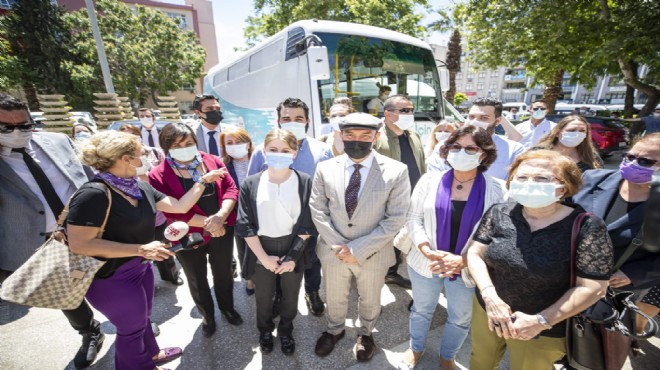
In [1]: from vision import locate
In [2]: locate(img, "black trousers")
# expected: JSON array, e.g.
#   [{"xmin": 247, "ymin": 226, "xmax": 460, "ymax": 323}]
[
  {"xmin": 153, "ymin": 223, "xmax": 180, "ymax": 283},
  {"xmin": 176, "ymin": 226, "xmax": 235, "ymax": 323},
  {"xmin": 303, "ymin": 236, "xmax": 321, "ymax": 293},
  {"xmin": 253, "ymin": 235, "xmax": 303, "ymax": 336},
  {"xmin": 387, "ymin": 248, "xmax": 403, "ymax": 276}
]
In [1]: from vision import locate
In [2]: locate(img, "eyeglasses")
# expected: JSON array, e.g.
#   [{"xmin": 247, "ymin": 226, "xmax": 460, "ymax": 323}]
[
  {"xmin": 446, "ymin": 143, "xmax": 481, "ymax": 155},
  {"xmin": 387, "ymin": 108, "xmax": 415, "ymax": 114},
  {"xmin": 624, "ymin": 153, "xmax": 658, "ymax": 168},
  {"xmin": 0, "ymin": 123, "xmax": 36, "ymax": 133},
  {"xmin": 532, "ymin": 107, "xmax": 547, "ymax": 111},
  {"xmin": 513, "ymin": 175, "xmax": 557, "ymax": 183}
]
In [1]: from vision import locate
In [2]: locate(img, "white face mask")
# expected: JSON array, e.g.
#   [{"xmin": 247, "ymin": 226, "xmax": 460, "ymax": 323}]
[
  {"xmin": 226, "ymin": 143, "xmax": 249, "ymax": 159},
  {"xmin": 169, "ymin": 145, "xmax": 198, "ymax": 162},
  {"xmin": 75, "ymin": 132, "xmax": 92, "ymax": 141},
  {"xmin": 329, "ymin": 117, "xmax": 342, "ymax": 131},
  {"xmin": 559, "ymin": 131, "xmax": 586, "ymax": 148},
  {"xmin": 532, "ymin": 109, "xmax": 547, "ymax": 120},
  {"xmin": 379, "ymin": 94, "xmax": 389, "ymax": 100},
  {"xmin": 394, "ymin": 114, "xmax": 415, "ymax": 130},
  {"xmin": 468, "ymin": 119, "xmax": 490, "ymax": 131},
  {"xmin": 132, "ymin": 155, "xmax": 151, "ymax": 176},
  {"xmin": 446, "ymin": 149, "xmax": 482, "ymax": 171},
  {"xmin": 435, "ymin": 132, "xmax": 451, "ymax": 143},
  {"xmin": 509, "ymin": 180, "xmax": 563, "ymax": 208},
  {"xmin": 0, "ymin": 130, "xmax": 32, "ymax": 149},
  {"xmin": 280, "ymin": 122, "xmax": 307, "ymax": 140},
  {"xmin": 140, "ymin": 117, "xmax": 155, "ymax": 129}
]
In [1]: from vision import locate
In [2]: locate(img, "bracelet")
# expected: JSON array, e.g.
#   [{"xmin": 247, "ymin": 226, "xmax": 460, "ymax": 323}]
[
  {"xmin": 480, "ymin": 285, "xmax": 495, "ymax": 294},
  {"xmin": 196, "ymin": 177, "xmax": 207, "ymax": 185}
]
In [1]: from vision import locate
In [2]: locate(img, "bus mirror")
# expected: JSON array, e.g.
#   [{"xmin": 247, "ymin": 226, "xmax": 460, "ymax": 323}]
[
  {"xmin": 439, "ymin": 69, "xmax": 450, "ymax": 92},
  {"xmin": 308, "ymin": 45, "xmax": 330, "ymax": 80}
]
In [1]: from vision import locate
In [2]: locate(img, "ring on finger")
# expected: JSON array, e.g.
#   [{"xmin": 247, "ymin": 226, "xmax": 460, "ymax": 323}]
[{"xmin": 493, "ymin": 322, "xmax": 501, "ymax": 327}]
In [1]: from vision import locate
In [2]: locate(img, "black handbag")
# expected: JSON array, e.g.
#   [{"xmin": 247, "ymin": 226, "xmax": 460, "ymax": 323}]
[{"xmin": 566, "ymin": 214, "xmax": 657, "ymax": 370}]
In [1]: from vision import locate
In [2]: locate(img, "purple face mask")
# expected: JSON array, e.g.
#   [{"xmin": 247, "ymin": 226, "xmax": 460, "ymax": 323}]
[{"xmin": 619, "ymin": 159, "xmax": 654, "ymax": 184}]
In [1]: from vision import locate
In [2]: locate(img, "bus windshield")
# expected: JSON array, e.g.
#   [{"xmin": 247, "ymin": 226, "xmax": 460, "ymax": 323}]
[{"xmin": 315, "ymin": 32, "xmax": 442, "ymax": 120}]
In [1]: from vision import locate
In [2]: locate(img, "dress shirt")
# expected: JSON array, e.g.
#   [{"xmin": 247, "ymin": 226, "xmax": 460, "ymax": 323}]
[
  {"xmin": 486, "ymin": 134, "xmax": 526, "ymax": 181},
  {"xmin": 200, "ymin": 124, "xmax": 222, "ymax": 157},
  {"xmin": 247, "ymin": 137, "xmax": 333, "ymax": 177},
  {"xmin": 516, "ymin": 119, "xmax": 556, "ymax": 148},
  {"xmin": 256, "ymin": 171, "xmax": 300, "ymax": 237},
  {"xmin": 141, "ymin": 127, "xmax": 161, "ymax": 149},
  {"xmin": 0, "ymin": 142, "xmax": 75, "ymax": 232},
  {"xmin": 344, "ymin": 152, "xmax": 374, "ymax": 198}
]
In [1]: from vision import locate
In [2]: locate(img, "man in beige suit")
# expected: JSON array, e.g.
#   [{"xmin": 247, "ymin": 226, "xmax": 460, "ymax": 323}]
[{"xmin": 310, "ymin": 113, "xmax": 411, "ymax": 362}]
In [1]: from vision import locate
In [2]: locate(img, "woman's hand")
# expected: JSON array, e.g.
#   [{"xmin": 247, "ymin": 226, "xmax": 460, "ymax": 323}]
[
  {"xmin": 428, "ymin": 253, "xmax": 464, "ymax": 276},
  {"xmin": 203, "ymin": 214, "xmax": 226, "ymax": 237},
  {"xmin": 609, "ymin": 270, "xmax": 632, "ymax": 288},
  {"xmin": 139, "ymin": 241, "xmax": 175, "ymax": 261},
  {"xmin": 274, "ymin": 260, "xmax": 296, "ymax": 274},
  {"xmin": 260, "ymin": 255, "xmax": 281, "ymax": 272},
  {"xmin": 510, "ymin": 312, "xmax": 545, "ymax": 340},
  {"xmin": 201, "ymin": 168, "xmax": 227, "ymax": 183},
  {"xmin": 482, "ymin": 290, "xmax": 517, "ymax": 339}
]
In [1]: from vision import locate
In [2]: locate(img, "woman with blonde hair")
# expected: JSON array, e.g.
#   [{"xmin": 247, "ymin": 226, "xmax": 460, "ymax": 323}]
[
  {"xmin": 534, "ymin": 115, "xmax": 602, "ymax": 172},
  {"xmin": 426, "ymin": 121, "xmax": 459, "ymax": 173},
  {"xmin": 67, "ymin": 130, "xmax": 225, "ymax": 369},
  {"xmin": 236, "ymin": 129, "xmax": 316, "ymax": 355}
]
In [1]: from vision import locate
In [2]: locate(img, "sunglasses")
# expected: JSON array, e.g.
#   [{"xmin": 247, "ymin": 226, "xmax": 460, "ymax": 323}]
[
  {"xmin": 624, "ymin": 153, "xmax": 657, "ymax": 168},
  {"xmin": 388, "ymin": 108, "xmax": 415, "ymax": 114},
  {"xmin": 0, "ymin": 123, "xmax": 36, "ymax": 133},
  {"xmin": 531, "ymin": 107, "xmax": 547, "ymax": 111},
  {"xmin": 447, "ymin": 143, "xmax": 481, "ymax": 155}
]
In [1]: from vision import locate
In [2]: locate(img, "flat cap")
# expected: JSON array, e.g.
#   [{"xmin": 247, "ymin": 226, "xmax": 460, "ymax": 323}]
[{"xmin": 338, "ymin": 112, "xmax": 383, "ymax": 131}]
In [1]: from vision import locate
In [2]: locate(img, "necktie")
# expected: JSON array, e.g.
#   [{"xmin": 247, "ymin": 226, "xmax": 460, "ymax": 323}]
[
  {"xmin": 345, "ymin": 164, "xmax": 362, "ymax": 219},
  {"xmin": 207, "ymin": 131, "xmax": 219, "ymax": 156},
  {"xmin": 13, "ymin": 148, "xmax": 65, "ymax": 219},
  {"xmin": 147, "ymin": 130, "xmax": 155, "ymax": 147}
]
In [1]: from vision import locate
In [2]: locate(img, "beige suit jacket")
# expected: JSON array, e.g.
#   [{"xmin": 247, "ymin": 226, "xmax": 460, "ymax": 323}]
[{"xmin": 310, "ymin": 152, "xmax": 411, "ymax": 269}]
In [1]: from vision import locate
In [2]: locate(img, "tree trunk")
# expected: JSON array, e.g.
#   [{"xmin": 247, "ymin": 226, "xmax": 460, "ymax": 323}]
[
  {"xmin": 543, "ymin": 70, "xmax": 564, "ymax": 113},
  {"xmin": 446, "ymin": 70, "xmax": 457, "ymax": 107},
  {"xmin": 640, "ymin": 93, "xmax": 659, "ymax": 118},
  {"xmin": 22, "ymin": 84, "xmax": 39, "ymax": 111},
  {"xmin": 623, "ymin": 85, "xmax": 635, "ymax": 118}
]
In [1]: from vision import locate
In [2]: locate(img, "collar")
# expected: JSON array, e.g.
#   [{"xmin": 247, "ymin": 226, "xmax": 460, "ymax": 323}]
[
  {"xmin": 345, "ymin": 151, "xmax": 375, "ymax": 170},
  {"xmin": 200, "ymin": 123, "xmax": 220, "ymax": 135}
]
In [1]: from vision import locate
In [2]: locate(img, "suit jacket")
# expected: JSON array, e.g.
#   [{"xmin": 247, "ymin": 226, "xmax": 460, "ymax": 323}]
[
  {"xmin": 310, "ymin": 152, "xmax": 411, "ymax": 268},
  {"xmin": 194, "ymin": 122, "xmax": 223, "ymax": 156},
  {"xmin": 572, "ymin": 169, "xmax": 659, "ymax": 288},
  {"xmin": 0, "ymin": 132, "xmax": 90, "ymax": 271}
]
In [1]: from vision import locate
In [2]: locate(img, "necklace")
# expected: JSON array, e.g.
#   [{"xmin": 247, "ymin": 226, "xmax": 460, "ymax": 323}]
[{"xmin": 454, "ymin": 175, "xmax": 476, "ymax": 190}]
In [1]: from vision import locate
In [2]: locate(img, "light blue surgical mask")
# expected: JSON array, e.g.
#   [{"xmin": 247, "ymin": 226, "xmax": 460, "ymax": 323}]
[
  {"xmin": 265, "ymin": 152, "xmax": 294, "ymax": 170},
  {"xmin": 280, "ymin": 122, "xmax": 307, "ymax": 140}
]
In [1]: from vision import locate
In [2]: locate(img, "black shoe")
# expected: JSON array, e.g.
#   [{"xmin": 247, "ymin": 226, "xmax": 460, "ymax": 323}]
[
  {"xmin": 305, "ymin": 291, "xmax": 325, "ymax": 316},
  {"xmin": 221, "ymin": 309, "xmax": 244, "ymax": 326},
  {"xmin": 272, "ymin": 294, "xmax": 282, "ymax": 318},
  {"xmin": 245, "ymin": 286, "xmax": 255, "ymax": 296},
  {"xmin": 151, "ymin": 322, "xmax": 160, "ymax": 337},
  {"xmin": 170, "ymin": 276, "xmax": 184, "ymax": 286},
  {"xmin": 259, "ymin": 332, "xmax": 274, "ymax": 354},
  {"xmin": 232, "ymin": 258, "xmax": 238, "ymax": 278},
  {"xmin": 407, "ymin": 299, "xmax": 414, "ymax": 312},
  {"xmin": 280, "ymin": 335, "xmax": 296, "ymax": 355},
  {"xmin": 202, "ymin": 319, "xmax": 216, "ymax": 338},
  {"xmin": 385, "ymin": 273, "xmax": 412, "ymax": 289},
  {"xmin": 73, "ymin": 331, "xmax": 105, "ymax": 369}
]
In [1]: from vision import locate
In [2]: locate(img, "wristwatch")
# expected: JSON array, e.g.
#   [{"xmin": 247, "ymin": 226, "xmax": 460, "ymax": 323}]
[{"xmin": 536, "ymin": 313, "xmax": 552, "ymax": 330}]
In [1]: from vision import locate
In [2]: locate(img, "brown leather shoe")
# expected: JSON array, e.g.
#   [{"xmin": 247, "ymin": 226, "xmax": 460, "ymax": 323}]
[
  {"xmin": 314, "ymin": 330, "xmax": 345, "ymax": 357},
  {"xmin": 355, "ymin": 334, "xmax": 376, "ymax": 362}
]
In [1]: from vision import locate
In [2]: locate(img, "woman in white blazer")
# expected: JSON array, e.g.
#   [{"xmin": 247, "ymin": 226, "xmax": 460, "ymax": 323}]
[{"xmin": 400, "ymin": 125, "xmax": 508, "ymax": 370}]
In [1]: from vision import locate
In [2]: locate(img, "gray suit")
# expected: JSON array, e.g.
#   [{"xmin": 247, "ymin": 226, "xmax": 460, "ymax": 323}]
[
  {"xmin": 194, "ymin": 122, "xmax": 222, "ymax": 156},
  {"xmin": 0, "ymin": 132, "xmax": 90, "ymax": 271},
  {"xmin": 310, "ymin": 152, "xmax": 411, "ymax": 335}
]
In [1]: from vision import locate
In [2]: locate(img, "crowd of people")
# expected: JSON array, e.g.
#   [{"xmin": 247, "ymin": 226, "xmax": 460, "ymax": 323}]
[{"xmin": 0, "ymin": 91, "xmax": 659, "ymax": 370}]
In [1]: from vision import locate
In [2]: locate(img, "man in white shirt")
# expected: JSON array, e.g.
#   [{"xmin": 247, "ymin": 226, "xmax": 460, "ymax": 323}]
[
  {"xmin": 516, "ymin": 99, "xmax": 557, "ymax": 148},
  {"xmin": 466, "ymin": 97, "xmax": 526, "ymax": 180},
  {"xmin": 193, "ymin": 94, "xmax": 224, "ymax": 157},
  {"xmin": 138, "ymin": 108, "xmax": 161, "ymax": 148}
]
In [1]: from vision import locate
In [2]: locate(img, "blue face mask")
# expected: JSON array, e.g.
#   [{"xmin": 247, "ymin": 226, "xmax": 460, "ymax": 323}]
[{"xmin": 265, "ymin": 152, "xmax": 294, "ymax": 170}]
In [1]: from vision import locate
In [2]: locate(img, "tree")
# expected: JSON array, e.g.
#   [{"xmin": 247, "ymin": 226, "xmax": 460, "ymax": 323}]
[
  {"xmin": 443, "ymin": 29, "xmax": 462, "ymax": 106},
  {"xmin": 0, "ymin": 0, "xmax": 78, "ymax": 110},
  {"xmin": 244, "ymin": 0, "xmax": 429, "ymax": 46},
  {"xmin": 65, "ymin": 0, "xmax": 206, "ymax": 105},
  {"xmin": 453, "ymin": 92, "xmax": 467, "ymax": 107},
  {"xmin": 458, "ymin": 0, "xmax": 659, "ymax": 115}
]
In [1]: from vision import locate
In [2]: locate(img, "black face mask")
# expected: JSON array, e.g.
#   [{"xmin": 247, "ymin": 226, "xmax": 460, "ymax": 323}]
[
  {"xmin": 203, "ymin": 110, "xmax": 223, "ymax": 125},
  {"xmin": 343, "ymin": 140, "xmax": 373, "ymax": 160}
]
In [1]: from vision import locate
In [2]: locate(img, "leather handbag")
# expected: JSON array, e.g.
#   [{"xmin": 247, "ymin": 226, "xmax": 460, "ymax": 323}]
[
  {"xmin": 0, "ymin": 185, "xmax": 112, "ymax": 310},
  {"xmin": 566, "ymin": 214, "xmax": 657, "ymax": 370}
]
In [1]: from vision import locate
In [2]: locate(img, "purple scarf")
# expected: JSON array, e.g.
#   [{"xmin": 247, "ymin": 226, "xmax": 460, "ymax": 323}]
[
  {"xmin": 435, "ymin": 170, "xmax": 485, "ymax": 256},
  {"xmin": 95, "ymin": 172, "xmax": 143, "ymax": 200}
]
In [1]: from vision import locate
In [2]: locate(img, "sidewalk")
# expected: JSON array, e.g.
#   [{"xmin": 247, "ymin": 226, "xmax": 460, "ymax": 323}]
[{"xmin": 1, "ymin": 261, "xmax": 658, "ymax": 369}]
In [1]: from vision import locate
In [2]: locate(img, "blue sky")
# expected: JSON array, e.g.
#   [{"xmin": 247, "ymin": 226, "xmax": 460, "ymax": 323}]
[{"xmin": 212, "ymin": 0, "xmax": 455, "ymax": 63}]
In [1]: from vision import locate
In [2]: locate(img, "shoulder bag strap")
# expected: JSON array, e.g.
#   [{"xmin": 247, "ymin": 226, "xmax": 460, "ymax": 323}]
[
  {"xmin": 570, "ymin": 212, "xmax": 592, "ymax": 288},
  {"xmin": 612, "ymin": 226, "xmax": 644, "ymax": 271}
]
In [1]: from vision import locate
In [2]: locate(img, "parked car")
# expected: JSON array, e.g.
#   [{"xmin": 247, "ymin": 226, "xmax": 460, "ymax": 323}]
[
  {"xmin": 107, "ymin": 119, "xmax": 176, "ymax": 132},
  {"xmin": 545, "ymin": 114, "xmax": 628, "ymax": 157}
]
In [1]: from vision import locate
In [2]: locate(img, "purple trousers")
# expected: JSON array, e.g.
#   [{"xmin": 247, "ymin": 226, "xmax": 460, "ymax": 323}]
[{"xmin": 86, "ymin": 258, "xmax": 159, "ymax": 370}]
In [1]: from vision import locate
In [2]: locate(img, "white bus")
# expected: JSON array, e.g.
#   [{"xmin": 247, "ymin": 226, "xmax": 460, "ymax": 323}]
[{"xmin": 204, "ymin": 19, "xmax": 464, "ymax": 145}]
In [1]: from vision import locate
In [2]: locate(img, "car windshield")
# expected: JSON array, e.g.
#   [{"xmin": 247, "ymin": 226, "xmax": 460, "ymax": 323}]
[{"xmin": 314, "ymin": 32, "xmax": 443, "ymax": 120}]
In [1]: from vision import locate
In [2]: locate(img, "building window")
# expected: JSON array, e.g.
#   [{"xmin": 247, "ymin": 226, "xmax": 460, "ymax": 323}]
[
  {"xmin": 478, "ymin": 71, "xmax": 485, "ymax": 78},
  {"xmin": 466, "ymin": 83, "xmax": 473, "ymax": 91},
  {"xmin": 166, "ymin": 12, "xmax": 188, "ymax": 29},
  {"xmin": 180, "ymin": 82, "xmax": 194, "ymax": 91},
  {"xmin": 456, "ymin": 72, "xmax": 462, "ymax": 80},
  {"xmin": 606, "ymin": 93, "xmax": 626, "ymax": 100},
  {"xmin": 477, "ymin": 83, "xmax": 484, "ymax": 90},
  {"xmin": 490, "ymin": 82, "xmax": 498, "ymax": 90},
  {"xmin": 581, "ymin": 94, "xmax": 593, "ymax": 103},
  {"xmin": 491, "ymin": 70, "xmax": 499, "ymax": 77}
]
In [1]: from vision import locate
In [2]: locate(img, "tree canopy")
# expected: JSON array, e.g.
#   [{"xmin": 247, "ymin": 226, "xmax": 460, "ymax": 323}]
[
  {"xmin": 244, "ymin": 0, "xmax": 430, "ymax": 46},
  {"xmin": 458, "ymin": 0, "xmax": 660, "ymax": 115}
]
